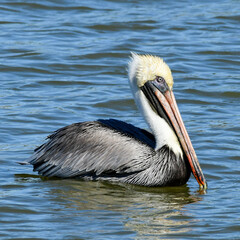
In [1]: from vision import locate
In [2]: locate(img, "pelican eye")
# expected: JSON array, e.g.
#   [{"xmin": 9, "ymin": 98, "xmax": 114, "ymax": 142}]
[
  {"xmin": 155, "ymin": 76, "xmax": 165, "ymax": 84},
  {"xmin": 153, "ymin": 76, "xmax": 169, "ymax": 93}
]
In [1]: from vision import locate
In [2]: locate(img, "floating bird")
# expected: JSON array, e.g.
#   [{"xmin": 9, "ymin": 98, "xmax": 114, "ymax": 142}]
[{"xmin": 22, "ymin": 53, "xmax": 207, "ymax": 189}]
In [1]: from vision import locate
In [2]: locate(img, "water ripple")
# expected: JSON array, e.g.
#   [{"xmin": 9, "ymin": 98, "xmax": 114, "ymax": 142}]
[{"xmin": 0, "ymin": 0, "xmax": 240, "ymax": 239}]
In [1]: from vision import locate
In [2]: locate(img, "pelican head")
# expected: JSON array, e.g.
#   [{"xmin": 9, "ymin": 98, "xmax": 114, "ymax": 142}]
[
  {"xmin": 129, "ymin": 53, "xmax": 173, "ymax": 89},
  {"xmin": 128, "ymin": 53, "xmax": 207, "ymax": 190}
]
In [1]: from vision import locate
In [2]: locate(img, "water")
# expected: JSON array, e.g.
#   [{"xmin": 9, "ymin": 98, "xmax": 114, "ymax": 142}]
[{"xmin": 0, "ymin": 0, "xmax": 240, "ymax": 239}]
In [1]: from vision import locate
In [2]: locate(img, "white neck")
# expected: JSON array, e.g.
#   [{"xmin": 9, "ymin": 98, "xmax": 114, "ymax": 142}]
[{"xmin": 131, "ymin": 83, "xmax": 183, "ymax": 157}]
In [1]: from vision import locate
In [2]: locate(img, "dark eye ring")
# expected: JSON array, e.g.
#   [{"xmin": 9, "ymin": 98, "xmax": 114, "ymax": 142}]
[{"xmin": 155, "ymin": 76, "xmax": 164, "ymax": 83}]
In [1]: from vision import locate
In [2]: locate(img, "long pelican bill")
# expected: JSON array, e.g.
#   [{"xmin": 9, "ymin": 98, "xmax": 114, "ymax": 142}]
[{"xmin": 141, "ymin": 78, "xmax": 207, "ymax": 190}]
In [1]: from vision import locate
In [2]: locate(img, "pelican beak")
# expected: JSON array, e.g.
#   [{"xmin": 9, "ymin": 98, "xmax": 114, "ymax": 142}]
[{"xmin": 141, "ymin": 79, "xmax": 207, "ymax": 190}]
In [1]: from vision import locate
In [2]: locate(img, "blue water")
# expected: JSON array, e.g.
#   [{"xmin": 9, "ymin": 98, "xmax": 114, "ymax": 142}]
[{"xmin": 1, "ymin": 0, "xmax": 240, "ymax": 239}]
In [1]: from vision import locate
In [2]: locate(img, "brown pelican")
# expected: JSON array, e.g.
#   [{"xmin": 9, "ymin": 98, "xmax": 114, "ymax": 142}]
[{"xmin": 22, "ymin": 53, "xmax": 207, "ymax": 190}]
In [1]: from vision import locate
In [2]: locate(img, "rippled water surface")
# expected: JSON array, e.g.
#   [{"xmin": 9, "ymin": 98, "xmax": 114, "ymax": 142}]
[{"xmin": 1, "ymin": 0, "xmax": 240, "ymax": 239}]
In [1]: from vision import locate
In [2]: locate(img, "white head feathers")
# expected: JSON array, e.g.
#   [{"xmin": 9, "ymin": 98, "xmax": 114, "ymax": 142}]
[{"xmin": 128, "ymin": 52, "xmax": 173, "ymax": 89}]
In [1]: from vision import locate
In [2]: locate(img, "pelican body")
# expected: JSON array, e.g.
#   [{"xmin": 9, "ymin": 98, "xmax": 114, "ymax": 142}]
[{"xmin": 24, "ymin": 54, "xmax": 207, "ymax": 189}]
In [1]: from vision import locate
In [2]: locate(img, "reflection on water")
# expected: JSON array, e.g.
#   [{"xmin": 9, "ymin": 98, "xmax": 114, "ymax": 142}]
[
  {"xmin": 16, "ymin": 175, "xmax": 202, "ymax": 239},
  {"xmin": 63, "ymin": 182, "xmax": 201, "ymax": 237}
]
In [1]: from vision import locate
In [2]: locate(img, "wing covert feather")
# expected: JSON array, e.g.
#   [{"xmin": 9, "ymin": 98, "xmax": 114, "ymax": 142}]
[{"xmin": 29, "ymin": 120, "xmax": 155, "ymax": 178}]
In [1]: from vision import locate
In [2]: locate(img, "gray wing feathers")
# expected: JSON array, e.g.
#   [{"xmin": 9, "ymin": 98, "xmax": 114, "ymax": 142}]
[{"xmin": 28, "ymin": 121, "xmax": 154, "ymax": 178}]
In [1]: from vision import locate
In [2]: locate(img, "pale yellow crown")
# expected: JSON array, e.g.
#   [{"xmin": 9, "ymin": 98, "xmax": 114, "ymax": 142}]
[{"xmin": 129, "ymin": 53, "xmax": 173, "ymax": 89}]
